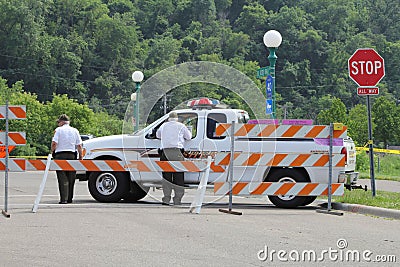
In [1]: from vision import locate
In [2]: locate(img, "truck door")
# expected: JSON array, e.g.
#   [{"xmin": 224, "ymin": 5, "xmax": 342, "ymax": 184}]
[{"xmin": 200, "ymin": 111, "xmax": 229, "ymax": 183}]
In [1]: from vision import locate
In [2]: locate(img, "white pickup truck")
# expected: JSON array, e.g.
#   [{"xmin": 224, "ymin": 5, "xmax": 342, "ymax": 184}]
[{"xmin": 80, "ymin": 99, "xmax": 358, "ymax": 208}]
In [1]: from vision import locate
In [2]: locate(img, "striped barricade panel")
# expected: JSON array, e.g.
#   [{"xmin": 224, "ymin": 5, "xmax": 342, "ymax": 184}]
[
  {"xmin": 26, "ymin": 159, "xmax": 128, "ymax": 172},
  {"xmin": 0, "ymin": 105, "xmax": 26, "ymax": 120},
  {"xmin": 215, "ymin": 123, "xmax": 347, "ymax": 139},
  {"xmin": 0, "ymin": 158, "xmax": 26, "ymax": 172},
  {"xmin": 214, "ymin": 182, "xmax": 344, "ymax": 196},
  {"xmin": 126, "ymin": 160, "xmax": 209, "ymax": 172},
  {"xmin": 0, "ymin": 132, "xmax": 26, "ymax": 146},
  {"xmin": 26, "ymin": 159, "xmax": 211, "ymax": 172},
  {"xmin": 214, "ymin": 152, "xmax": 346, "ymax": 167}
]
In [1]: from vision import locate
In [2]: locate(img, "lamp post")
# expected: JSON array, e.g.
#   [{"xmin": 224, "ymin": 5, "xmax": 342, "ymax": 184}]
[
  {"xmin": 263, "ymin": 30, "xmax": 282, "ymax": 119},
  {"xmin": 131, "ymin": 71, "xmax": 144, "ymax": 131},
  {"xmin": 130, "ymin": 92, "xmax": 137, "ymax": 130}
]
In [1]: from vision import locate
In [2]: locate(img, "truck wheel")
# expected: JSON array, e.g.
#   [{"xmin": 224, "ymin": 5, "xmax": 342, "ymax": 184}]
[
  {"xmin": 123, "ymin": 182, "xmax": 149, "ymax": 202},
  {"xmin": 88, "ymin": 172, "xmax": 129, "ymax": 202},
  {"xmin": 267, "ymin": 169, "xmax": 310, "ymax": 208},
  {"xmin": 301, "ymin": 196, "xmax": 317, "ymax": 206}
]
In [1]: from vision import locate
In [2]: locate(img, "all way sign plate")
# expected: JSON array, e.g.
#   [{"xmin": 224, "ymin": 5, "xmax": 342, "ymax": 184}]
[{"xmin": 357, "ymin": 87, "xmax": 379, "ymax": 95}]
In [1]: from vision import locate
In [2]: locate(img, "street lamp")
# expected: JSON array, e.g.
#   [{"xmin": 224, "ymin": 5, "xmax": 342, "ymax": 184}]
[
  {"xmin": 263, "ymin": 30, "xmax": 282, "ymax": 119},
  {"xmin": 131, "ymin": 71, "xmax": 144, "ymax": 131}
]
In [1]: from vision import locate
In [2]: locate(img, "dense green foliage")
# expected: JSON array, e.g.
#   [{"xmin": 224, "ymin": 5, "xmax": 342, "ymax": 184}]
[
  {"xmin": 1, "ymin": 0, "xmax": 400, "ymax": 153},
  {"xmin": 0, "ymin": 78, "xmax": 122, "ymax": 155}
]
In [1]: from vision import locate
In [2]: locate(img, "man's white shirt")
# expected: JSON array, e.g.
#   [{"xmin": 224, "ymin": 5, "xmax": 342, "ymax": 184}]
[
  {"xmin": 156, "ymin": 121, "xmax": 192, "ymax": 149},
  {"xmin": 52, "ymin": 123, "xmax": 82, "ymax": 153}
]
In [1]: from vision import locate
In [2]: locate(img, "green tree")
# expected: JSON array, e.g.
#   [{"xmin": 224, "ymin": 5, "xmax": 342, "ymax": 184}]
[
  {"xmin": 316, "ymin": 97, "xmax": 348, "ymax": 125},
  {"xmin": 144, "ymin": 34, "xmax": 182, "ymax": 72},
  {"xmin": 190, "ymin": 0, "xmax": 217, "ymax": 26},
  {"xmin": 347, "ymin": 104, "xmax": 368, "ymax": 146},
  {"xmin": 0, "ymin": 79, "xmax": 48, "ymax": 155},
  {"xmin": 372, "ymin": 96, "xmax": 398, "ymax": 147}
]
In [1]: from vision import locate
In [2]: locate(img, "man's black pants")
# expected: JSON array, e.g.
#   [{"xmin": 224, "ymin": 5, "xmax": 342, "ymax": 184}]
[
  {"xmin": 55, "ymin": 151, "xmax": 76, "ymax": 203},
  {"xmin": 160, "ymin": 148, "xmax": 185, "ymax": 205}
]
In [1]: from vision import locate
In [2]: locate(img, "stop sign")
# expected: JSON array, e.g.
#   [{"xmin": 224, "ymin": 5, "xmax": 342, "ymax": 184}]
[{"xmin": 348, "ymin": 48, "xmax": 385, "ymax": 87}]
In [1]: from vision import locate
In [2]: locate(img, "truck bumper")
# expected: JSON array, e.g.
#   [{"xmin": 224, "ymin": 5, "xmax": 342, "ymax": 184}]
[
  {"xmin": 345, "ymin": 171, "xmax": 359, "ymax": 185},
  {"xmin": 338, "ymin": 171, "xmax": 359, "ymax": 184}
]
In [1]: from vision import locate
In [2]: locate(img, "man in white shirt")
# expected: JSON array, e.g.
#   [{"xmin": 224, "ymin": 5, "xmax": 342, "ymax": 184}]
[
  {"xmin": 156, "ymin": 112, "xmax": 192, "ymax": 205},
  {"xmin": 51, "ymin": 114, "xmax": 83, "ymax": 204}
]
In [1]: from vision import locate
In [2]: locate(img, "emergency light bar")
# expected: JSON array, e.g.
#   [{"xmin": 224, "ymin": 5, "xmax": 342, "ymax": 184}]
[{"xmin": 187, "ymin": 98, "xmax": 220, "ymax": 109}]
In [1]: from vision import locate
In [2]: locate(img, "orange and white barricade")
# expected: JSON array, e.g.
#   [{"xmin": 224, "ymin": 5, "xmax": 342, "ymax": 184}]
[
  {"xmin": 0, "ymin": 158, "xmax": 26, "ymax": 172},
  {"xmin": 214, "ymin": 152, "xmax": 345, "ymax": 167},
  {"xmin": 26, "ymin": 159, "xmax": 210, "ymax": 172},
  {"xmin": 30, "ymin": 157, "xmax": 212, "ymax": 213},
  {"xmin": 215, "ymin": 123, "xmax": 347, "ymax": 139},
  {"xmin": 0, "ymin": 132, "xmax": 26, "ymax": 146},
  {"xmin": 0, "ymin": 105, "xmax": 26, "ymax": 119},
  {"xmin": 213, "ymin": 122, "xmax": 346, "ymax": 215},
  {"xmin": 214, "ymin": 182, "xmax": 344, "ymax": 196},
  {"xmin": 1, "ymin": 104, "xmax": 26, "ymax": 217}
]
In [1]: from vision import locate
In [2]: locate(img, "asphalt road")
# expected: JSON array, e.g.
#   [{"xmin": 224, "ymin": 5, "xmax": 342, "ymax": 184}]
[
  {"xmin": 356, "ymin": 179, "xmax": 400, "ymax": 192},
  {"xmin": 0, "ymin": 172, "xmax": 399, "ymax": 266}
]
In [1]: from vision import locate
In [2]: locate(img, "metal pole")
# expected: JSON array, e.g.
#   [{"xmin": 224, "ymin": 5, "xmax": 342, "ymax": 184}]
[
  {"xmin": 163, "ymin": 93, "xmax": 167, "ymax": 115},
  {"xmin": 219, "ymin": 121, "xmax": 242, "ymax": 215},
  {"xmin": 268, "ymin": 47, "xmax": 277, "ymax": 119},
  {"xmin": 367, "ymin": 95, "xmax": 376, "ymax": 196},
  {"xmin": 134, "ymin": 82, "xmax": 140, "ymax": 131},
  {"xmin": 327, "ymin": 123, "xmax": 333, "ymax": 211},
  {"xmin": 316, "ymin": 123, "xmax": 343, "ymax": 216},
  {"xmin": 2, "ymin": 100, "xmax": 10, "ymax": 218},
  {"xmin": 228, "ymin": 121, "xmax": 235, "ymax": 211}
]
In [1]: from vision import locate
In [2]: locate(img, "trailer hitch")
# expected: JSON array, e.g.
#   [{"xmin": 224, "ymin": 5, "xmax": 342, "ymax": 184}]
[{"xmin": 345, "ymin": 184, "xmax": 367, "ymax": 191}]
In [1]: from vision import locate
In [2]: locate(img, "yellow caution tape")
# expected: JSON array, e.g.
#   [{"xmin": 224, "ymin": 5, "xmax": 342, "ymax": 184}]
[
  {"xmin": 356, "ymin": 147, "xmax": 400, "ymax": 155},
  {"xmin": 9, "ymin": 155, "xmax": 49, "ymax": 159}
]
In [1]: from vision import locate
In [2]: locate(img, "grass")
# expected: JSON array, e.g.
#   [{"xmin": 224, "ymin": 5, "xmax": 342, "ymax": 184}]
[
  {"xmin": 320, "ymin": 190, "xmax": 400, "ymax": 210},
  {"xmin": 356, "ymin": 153, "xmax": 400, "ymax": 182}
]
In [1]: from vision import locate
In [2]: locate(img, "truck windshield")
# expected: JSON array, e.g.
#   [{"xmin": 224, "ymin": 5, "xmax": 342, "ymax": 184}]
[{"xmin": 144, "ymin": 112, "xmax": 198, "ymax": 139}]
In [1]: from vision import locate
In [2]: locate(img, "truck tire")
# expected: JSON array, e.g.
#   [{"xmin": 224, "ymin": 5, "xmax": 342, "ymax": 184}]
[
  {"xmin": 267, "ymin": 169, "xmax": 310, "ymax": 208},
  {"xmin": 88, "ymin": 172, "xmax": 129, "ymax": 202},
  {"xmin": 123, "ymin": 182, "xmax": 149, "ymax": 202},
  {"xmin": 301, "ymin": 196, "xmax": 317, "ymax": 206}
]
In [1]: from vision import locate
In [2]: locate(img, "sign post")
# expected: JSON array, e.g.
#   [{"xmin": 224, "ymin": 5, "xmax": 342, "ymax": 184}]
[
  {"xmin": 0, "ymin": 103, "xmax": 26, "ymax": 217},
  {"xmin": 2, "ymin": 101, "xmax": 10, "ymax": 218},
  {"xmin": 257, "ymin": 68, "xmax": 276, "ymax": 119},
  {"xmin": 348, "ymin": 48, "xmax": 385, "ymax": 197}
]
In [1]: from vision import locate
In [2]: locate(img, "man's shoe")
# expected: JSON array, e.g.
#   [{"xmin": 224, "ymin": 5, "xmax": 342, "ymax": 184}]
[
  {"xmin": 59, "ymin": 201, "xmax": 67, "ymax": 204},
  {"xmin": 67, "ymin": 200, "xmax": 73, "ymax": 204},
  {"xmin": 162, "ymin": 202, "xmax": 171, "ymax": 206}
]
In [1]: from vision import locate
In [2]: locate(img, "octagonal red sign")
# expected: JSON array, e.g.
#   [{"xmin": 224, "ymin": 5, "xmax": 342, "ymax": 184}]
[{"xmin": 348, "ymin": 48, "xmax": 385, "ymax": 87}]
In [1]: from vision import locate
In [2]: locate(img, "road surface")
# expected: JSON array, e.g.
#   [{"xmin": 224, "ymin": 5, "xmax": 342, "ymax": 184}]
[{"xmin": 0, "ymin": 172, "xmax": 399, "ymax": 266}]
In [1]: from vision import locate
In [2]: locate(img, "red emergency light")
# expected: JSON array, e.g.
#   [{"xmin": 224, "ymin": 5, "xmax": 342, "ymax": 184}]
[{"xmin": 187, "ymin": 98, "xmax": 219, "ymax": 109}]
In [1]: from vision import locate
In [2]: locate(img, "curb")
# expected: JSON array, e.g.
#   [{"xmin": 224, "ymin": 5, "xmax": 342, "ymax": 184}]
[{"xmin": 320, "ymin": 202, "xmax": 400, "ymax": 220}]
